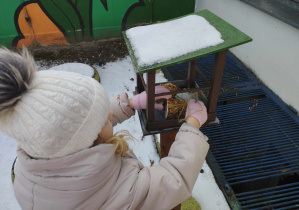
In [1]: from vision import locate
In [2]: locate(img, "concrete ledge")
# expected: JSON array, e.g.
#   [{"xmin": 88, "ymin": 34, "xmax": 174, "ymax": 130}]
[{"xmin": 240, "ymin": 0, "xmax": 299, "ymax": 29}]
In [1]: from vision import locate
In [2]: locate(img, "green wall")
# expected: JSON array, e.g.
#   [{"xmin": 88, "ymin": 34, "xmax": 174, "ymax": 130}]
[
  {"xmin": 0, "ymin": 0, "xmax": 195, "ymax": 48},
  {"xmin": 0, "ymin": 0, "xmax": 23, "ymax": 48}
]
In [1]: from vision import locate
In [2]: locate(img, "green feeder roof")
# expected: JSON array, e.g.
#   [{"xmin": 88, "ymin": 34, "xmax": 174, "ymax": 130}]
[{"xmin": 123, "ymin": 9, "xmax": 252, "ymax": 74}]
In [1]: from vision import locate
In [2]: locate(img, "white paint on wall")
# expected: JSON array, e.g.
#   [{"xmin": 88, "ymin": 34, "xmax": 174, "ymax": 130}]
[{"xmin": 196, "ymin": 0, "xmax": 299, "ymax": 112}]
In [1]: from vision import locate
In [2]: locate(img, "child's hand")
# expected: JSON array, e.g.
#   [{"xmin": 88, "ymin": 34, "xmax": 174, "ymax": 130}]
[
  {"xmin": 185, "ymin": 100, "xmax": 207, "ymax": 128},
  {"xmin": 130, "ymin": 86, "xmax": 171, "ymax": 110}
]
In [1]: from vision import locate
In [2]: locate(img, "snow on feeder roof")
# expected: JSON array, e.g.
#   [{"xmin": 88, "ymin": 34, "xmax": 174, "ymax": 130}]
[
  {"xmin": 125, "ymin": 15, "xmax": 224, "ymax": 68},
  {"xmin": 123, "ymin": 10, "xmax": 252, "ymax": 74}
]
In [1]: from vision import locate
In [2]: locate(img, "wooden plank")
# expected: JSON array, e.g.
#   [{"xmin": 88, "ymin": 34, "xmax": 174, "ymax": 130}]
[{"xmin": 207, "ymin": 50, "xmax": 228, "ymax": 121}]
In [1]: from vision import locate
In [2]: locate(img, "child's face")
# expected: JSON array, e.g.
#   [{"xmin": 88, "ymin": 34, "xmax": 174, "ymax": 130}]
[{"xmin": 95, "ymin": 110, "xmax": 114, "ymax": 144}]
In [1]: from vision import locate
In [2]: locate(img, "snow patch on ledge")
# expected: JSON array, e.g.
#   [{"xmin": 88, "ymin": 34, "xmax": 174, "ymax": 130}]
[
  {"xmin": 126, "ymin": 15, "xmax": 224, "ymax": 67},
  {"xmin": 49, "ymin": 63, "xmax": 94, "ymax": 77}
]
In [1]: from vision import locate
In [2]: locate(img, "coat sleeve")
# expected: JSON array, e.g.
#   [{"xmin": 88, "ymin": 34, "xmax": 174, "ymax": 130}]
[
  {"xmin": 110, "ymin": 92, "xmax": 135, "ymax": 126},
  {"xmin": 130, "ymin": 123, "xmax": 209, "ymax": 210}
]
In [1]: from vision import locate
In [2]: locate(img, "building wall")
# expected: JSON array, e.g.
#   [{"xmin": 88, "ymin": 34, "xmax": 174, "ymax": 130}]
[
  {"xmin": 196, "ymin": 0, "xmax": 299, "ymax": 112},
  {"xmin": 0, "ymin": 0, "xmax": 195, "ymax": 48}
]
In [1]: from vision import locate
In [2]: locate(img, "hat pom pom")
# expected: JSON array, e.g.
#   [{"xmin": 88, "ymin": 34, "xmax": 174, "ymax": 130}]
[{"xmin": 0, "ymin": 47, "xmax": 37, "ymax": 114}]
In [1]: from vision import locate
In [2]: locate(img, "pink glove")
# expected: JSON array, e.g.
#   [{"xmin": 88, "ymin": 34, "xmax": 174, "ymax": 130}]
[
  {"xmin": 185, "ymin": 99, "xmax": 208, "ymax": 126},
  {"xmin": 132, "ymin": 86, "xmax": 172, "ymax": 110}
]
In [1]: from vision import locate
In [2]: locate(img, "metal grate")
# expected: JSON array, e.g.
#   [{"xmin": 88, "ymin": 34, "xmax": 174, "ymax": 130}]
[
  {"xmin": 203, "ymin": 87, "xmax": 299, "ymax": 209},
  {"xmin": 236, "ymin": 182, "xmax": 299, "ymax": 209},
  {"xmin": 163, "ymin": 53, "xmax": 299, "ymax": 209},
  {"xmin": 203, "ymin": 86, "xmax": 299, "ymax": 209}
]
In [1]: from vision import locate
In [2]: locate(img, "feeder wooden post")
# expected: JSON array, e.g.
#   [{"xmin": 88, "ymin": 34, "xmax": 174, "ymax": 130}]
[
  {"xmin": 137, "ymin": 73, "xmax": 145, "ymax": 93},
  {"xmin": 160, "ymin": 130, "xmax": 178, "ymax": 158},
  {"xmin": 188, "ymin": 59, "xmax": 197, "ymax": 88},
  {"xmin": 160, "ymin": 129, "xmax": 181, "ymax": 210},
  {"xmin": 146, "ymin": 71, "xmax": 156, "ymax": 123},
  {"xmin": 207, "ymin": 50, "xmax": 228, "ymax": 122}
]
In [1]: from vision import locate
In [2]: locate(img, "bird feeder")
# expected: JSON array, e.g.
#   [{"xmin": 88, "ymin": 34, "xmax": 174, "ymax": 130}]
[{"xmin": 123, "ymin": 10, "xmax": 252, "ymax": 136}]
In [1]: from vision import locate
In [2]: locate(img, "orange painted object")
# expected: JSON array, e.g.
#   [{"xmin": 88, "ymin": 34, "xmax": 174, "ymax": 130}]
[{"xmin": 17, "ymin": 3, "xmax": 67, "ymax": 48}]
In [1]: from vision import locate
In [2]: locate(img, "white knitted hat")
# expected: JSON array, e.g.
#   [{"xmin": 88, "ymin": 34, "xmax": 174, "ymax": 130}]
[{"xmin": 0, "ymin": 69, "xmax": 110, "ymax": 159}]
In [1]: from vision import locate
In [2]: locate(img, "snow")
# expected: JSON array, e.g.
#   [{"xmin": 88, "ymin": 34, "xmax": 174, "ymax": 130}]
[
  {"xmin": 49, "ymin": 63, "xmax": 94, "ymax": 77},
  {"xmin": 95, "ymin": 58, "xmax": 165, "ymax": 166},
  {"xmin": 193, "ymin": 161, "xmax": 230, "ymax": 210},
  {"xmin": 126, "ymin": 15, "xmax": 224, "ymax": 67},
  {"xmin": 0, "ymin": 132, "xmax": 20, "ymax": 210},
  {"xmin": 0, "ymin": 57, "xmax": 229, "ymax": 210}
]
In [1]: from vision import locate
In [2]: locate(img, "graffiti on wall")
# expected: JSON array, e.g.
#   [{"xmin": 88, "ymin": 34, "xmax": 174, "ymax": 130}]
[
  {"xmin": 12, "ymin": 0, "xmax": 147, "ymax": 47},
  {"xmin": 0, "ymin": 0, "xmax": 194, "ymax": 48}
]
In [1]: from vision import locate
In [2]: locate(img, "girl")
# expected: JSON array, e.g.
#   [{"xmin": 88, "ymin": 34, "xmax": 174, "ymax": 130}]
[{"xmin": 0, "ymin": 47, "xmax": 209, "ymax": 210}]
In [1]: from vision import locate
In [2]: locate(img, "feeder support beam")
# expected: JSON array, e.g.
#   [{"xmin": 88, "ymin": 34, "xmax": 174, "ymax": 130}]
[
  {"xmin": 188, "ymin": 59, "xmax": 197, "ymax": 88},
  {"xmin": 137, "ymin": 73, "xmax": 145, "ymax": 93},
  {"xmin": 207, "ymin": 50, "xmax": 228, "ymax": 121},
  {"xmin": 146, "ymin": 71, "xmax": 156, "ymax": 122}
]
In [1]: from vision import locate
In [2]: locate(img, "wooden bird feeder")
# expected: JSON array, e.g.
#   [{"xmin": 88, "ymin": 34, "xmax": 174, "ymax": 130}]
[{"xmin": 123, "ymin": 10, "xmax": 252, "ymax": 136}]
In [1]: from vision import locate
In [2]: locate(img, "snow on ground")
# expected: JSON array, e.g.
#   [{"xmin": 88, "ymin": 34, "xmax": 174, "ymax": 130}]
[
  {"xmin": 0, "ymin": 132, "xmax": 20, "ymax": 210},
  {"xmin": 126, "ymin": 15, "xmax": 224, "ymax": 67},
  {"xmin": 0, "ymin": 56, "xmax": 229, "ymax": 210},
  {"xmin": 96, "ymin": 57, "xmax": 164, "ymax": 166},
  {"xmin": 193, "ymin": 161, "xmax": 230, "ymax": 210}
]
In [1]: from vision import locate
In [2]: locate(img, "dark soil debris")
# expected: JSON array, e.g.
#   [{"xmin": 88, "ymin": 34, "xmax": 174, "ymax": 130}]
[{"xmin": 28, "ymin": 38, "xmax": 128, "ymax": 66}]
